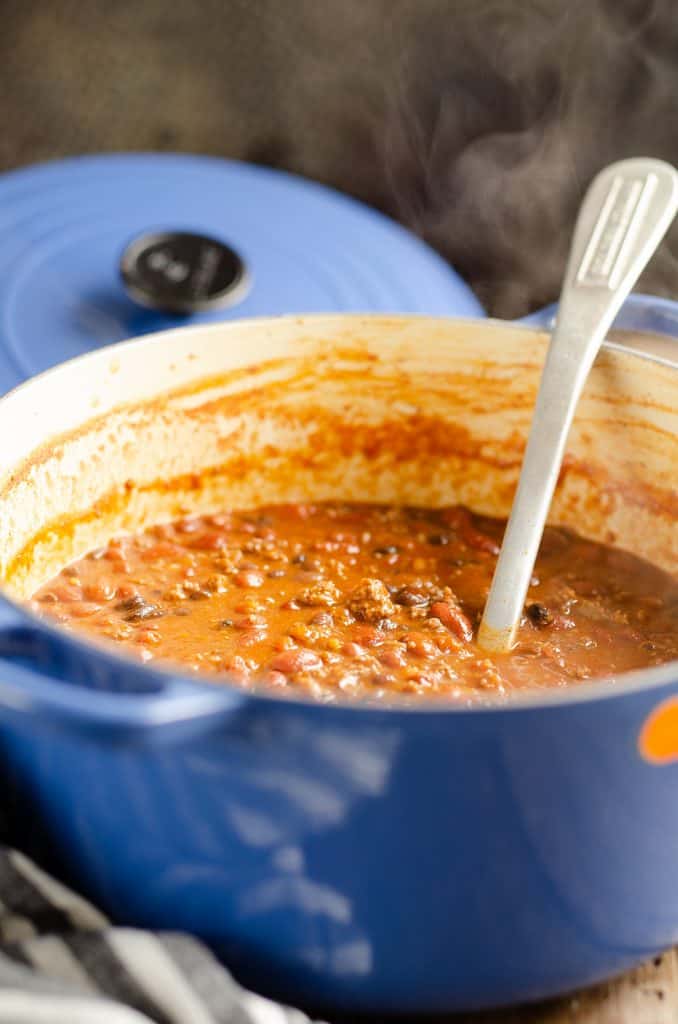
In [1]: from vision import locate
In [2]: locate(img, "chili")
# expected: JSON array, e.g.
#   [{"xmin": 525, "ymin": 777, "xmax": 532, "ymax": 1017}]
[{"xmin": 31, "ymin": 502, "xmax": 678, "ymax": 702}]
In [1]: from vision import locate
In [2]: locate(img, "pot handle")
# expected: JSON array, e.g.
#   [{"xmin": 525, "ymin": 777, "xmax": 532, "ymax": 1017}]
[
  {"xmin": 522, "ymin": 292, "xmax": 678, "ymax": 339},
  {"xmin": 0, "ymin": 603, "xmax": 246, "ymax": 743}
]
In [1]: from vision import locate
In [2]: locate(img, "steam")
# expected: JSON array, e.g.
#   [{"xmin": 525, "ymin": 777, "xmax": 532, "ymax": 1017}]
[{"xmin": 380, "ymin": 0, "xmax": 678, "ymax": 317}]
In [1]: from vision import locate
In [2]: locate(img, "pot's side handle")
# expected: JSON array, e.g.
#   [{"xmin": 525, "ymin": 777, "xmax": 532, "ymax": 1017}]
[
  {"xmin": 0, "ymin": 648, "xmax": 246, "ymax": 742},
  {"xmin": 522, "ymin": 293, "xmax": 678, "ymax": 339},
  {"xmin": 0, "ymin": 601, "xmax": 245, "ymax": 743}
]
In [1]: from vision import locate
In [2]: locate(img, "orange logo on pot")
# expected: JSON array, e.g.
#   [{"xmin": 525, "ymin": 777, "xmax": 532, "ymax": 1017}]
[{"xmin": 639, "ymin": 698, "xmax": 678, "ymax": 764}]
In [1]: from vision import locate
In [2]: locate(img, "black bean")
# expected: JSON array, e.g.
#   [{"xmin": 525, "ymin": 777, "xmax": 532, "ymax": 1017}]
[
  {"xmin": 427, "ymin": 534, "xmax": 450, "ymax": 546},
  {"xmin": 373, "ymin": 545, "xmax": 400, "ymax": 556},
  {"xmin": 125, "ymin": 605, "xmax": 163, "ymax": 622},
  {"xmin": 394, "ymin": 587, "xmax": 429, "ymax": 607},
  {"xmin": 218, "ymin": 619, "xmax": 234, "ymax": 628},
  {"xmin": 115, "ymin": 595, "xmax": 146, "ymax": 612},
  {"xmin": 291, "ymin": 553, "xmax": 307, "ymax": 565},
  {"xmin": 526, "ymin": 602, "xmax": 551, "ymax": 626},
  {"xmin": 116, "ymin": 594, "xmax": 163, "ymax": 622}
]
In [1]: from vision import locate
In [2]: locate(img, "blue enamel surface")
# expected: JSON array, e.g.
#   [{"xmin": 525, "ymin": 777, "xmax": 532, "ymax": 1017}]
[
  {"xmin": 521, "ymin": 292, "xmax": 678, "ymax": 339},
  {"xmin": 1, "ymin": 614, "xmax": 678, "ymax": 1012},
  {"xmin": 0, "ymin": 154, "xmax": 483, "ymax": 393}
]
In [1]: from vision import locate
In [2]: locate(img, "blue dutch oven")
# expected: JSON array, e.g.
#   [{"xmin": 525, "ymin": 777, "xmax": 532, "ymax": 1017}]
[{"xmin": 0, "ymin": 300, "xmax": 674, "ymax": 1015}]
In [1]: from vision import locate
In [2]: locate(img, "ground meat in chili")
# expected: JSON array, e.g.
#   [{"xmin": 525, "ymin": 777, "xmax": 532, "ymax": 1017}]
[{"xmin": 31, "ymin": 502, "xmax": 678, "ymax": 702}]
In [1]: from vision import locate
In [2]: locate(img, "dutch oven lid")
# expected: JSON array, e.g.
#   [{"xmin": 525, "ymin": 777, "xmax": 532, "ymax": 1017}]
[{"xmin": 0, "ymin": 153, "xmax": 484, "ymax": 395}]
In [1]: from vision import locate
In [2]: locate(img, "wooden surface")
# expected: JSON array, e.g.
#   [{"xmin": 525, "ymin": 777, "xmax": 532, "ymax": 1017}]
[
  {"xmin": 448, "ymin": 951, "xmax": 675, "ymax": 1023},
  {"xmin": 330, "ymin": 951, "xmax": 677, "ymax": 1023}
]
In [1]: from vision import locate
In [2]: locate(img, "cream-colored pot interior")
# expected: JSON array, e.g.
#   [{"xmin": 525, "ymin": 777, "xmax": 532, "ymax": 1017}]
[{"xmin": 0, "ymin": 315, "xmax": 675, "ymax": 602}]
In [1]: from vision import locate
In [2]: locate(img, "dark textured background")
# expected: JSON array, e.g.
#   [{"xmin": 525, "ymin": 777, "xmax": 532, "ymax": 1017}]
[{"xmin": 1, "ymin": 0, "xmax": 677, "ymax": 318}]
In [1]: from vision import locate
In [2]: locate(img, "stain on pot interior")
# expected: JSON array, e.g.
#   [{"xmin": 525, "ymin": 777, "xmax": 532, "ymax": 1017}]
[{"xmin": 0, "ymin": 318, "xmax": 674, "ymax": 618}]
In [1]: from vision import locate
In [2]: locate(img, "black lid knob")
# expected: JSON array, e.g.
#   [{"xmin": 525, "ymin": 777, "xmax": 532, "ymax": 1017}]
[{"xmin": 120, "ymin": 231, "xmax": 249, "ymax": 314}]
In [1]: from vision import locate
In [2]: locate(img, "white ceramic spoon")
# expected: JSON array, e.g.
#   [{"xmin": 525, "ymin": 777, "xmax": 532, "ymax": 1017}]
[{"xmin": 477, "ymin": 157, "xmax": 678, "ymax": 654}]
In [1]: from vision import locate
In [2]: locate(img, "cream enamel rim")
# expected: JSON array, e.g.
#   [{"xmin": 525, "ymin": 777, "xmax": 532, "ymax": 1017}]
[{"xmin": 0, "ymin": 312, "xmax": 675, "ymax": 715}]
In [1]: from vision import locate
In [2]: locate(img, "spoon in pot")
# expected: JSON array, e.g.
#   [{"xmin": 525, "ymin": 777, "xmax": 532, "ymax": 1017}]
[{"xmin": 477, "ymin": 158, "xmax": 678, "ymax": 654}]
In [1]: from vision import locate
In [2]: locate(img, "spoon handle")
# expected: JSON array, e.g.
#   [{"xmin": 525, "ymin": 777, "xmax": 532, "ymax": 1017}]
[{"xmin": 478, "ymin": 158, "xmax": 678, "ymax": 653}]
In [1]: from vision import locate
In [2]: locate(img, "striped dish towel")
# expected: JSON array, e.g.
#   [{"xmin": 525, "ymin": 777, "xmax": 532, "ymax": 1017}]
[{"xmin": 0, "ymin": 847, "xmax": 321, "ymax": 1024}]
